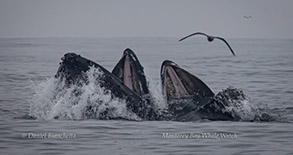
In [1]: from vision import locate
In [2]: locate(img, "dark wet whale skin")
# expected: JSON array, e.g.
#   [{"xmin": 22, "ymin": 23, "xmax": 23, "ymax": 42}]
[
  {"xmin": 160, "ymin": 60, "xmax": 272, "ymax": 122},
  {"xmin": 112, "ymin": 48, "xmax": 149, "ymax": 97},
  {"xmin": 55, "ymin": 53, "xmax": 157, "ymax": 120},
  {"xmin": 55, "ymin": 53, "xmax": 272, "ymax": 122}
]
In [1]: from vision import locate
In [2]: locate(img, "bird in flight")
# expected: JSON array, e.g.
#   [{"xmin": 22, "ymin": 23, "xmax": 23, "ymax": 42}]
[
  {"xmin": 179, "ymin": 32, "xmax": 236, "ymax": 56},
  {"xmin": 243, "ymin": 16, "xmax": 252, "ymax": 19}
]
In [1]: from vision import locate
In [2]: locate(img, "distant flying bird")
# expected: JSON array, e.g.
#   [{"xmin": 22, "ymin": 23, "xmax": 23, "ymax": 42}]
[
  {"xmin": 243, "ymin": 16, "xmax": 252, "ymax": 19},
  {"xmin": 179, "ymin": 32, "xmax": 236, "ymax": 56}
]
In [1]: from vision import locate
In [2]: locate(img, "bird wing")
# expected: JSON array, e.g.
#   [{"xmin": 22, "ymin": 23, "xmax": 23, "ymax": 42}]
[
  {"xmin": 214, "ymin": 37, "xmax": 236, "ymax": 56},
  {"xmin": 179, "ymin": 32, "xmax": 209, "ymax": 42}
]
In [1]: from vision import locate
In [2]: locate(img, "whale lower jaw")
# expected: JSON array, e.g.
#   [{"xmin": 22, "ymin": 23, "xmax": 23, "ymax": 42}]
[
  {"xmin": 160, "ymin": 60, "xmax": 238, "ymax": 121},
  {"xmin": 53, "ymin": 50, "xmax": 267, "ymax": 122},
  {"xmin": 112, "ymin": 48, "xmax": 149, "ymax": 97},
  {"xmin": 160, "ymin": 60, "xmax": 214, "ymax": 102},
  {"xmin": 55, "ymin": 52, "xmax": 156, "ymax": 120}
]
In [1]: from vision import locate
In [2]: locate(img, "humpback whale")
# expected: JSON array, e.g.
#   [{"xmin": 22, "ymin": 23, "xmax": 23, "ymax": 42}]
[
  {"xmin": 179, "ymin": 32, "xmax": 236, "ymax": 56},
  {"xmin": 112, "ymin": 48, "xmax": 149, "ymax": 97},
  {"xmin": 160, "ymin": 60, "xmax": 273, "ymax": 121},
  {"xmin": 55, "ymin": 52, "xmax": 157, "ymax": 120},
  {"xmin": 160, "ymin": 60, "xmax": 236, "ymax": 121},
  {"xmin": 53, "ymin": 50, "xmax": 271, "ymax": 122}
]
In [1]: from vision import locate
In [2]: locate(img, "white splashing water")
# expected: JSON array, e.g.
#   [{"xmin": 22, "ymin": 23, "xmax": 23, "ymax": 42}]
[
  {"xmin": 144, "ymin": 67, "xmax": 168, "ymax": 114},
  {"xmin": 222, "ymin": 89, "xmax": 262, "ymax": 121},
  {"xmin": 147, "ymin": 77, "xmax": 168, "ymax": 114},
  {"xmin": 30, "ymin": 66, "xmax": 263, "ymax": 121},
  {"xmin": 30, "ymin": 67, "xmax": 140, "ymax": 120}
]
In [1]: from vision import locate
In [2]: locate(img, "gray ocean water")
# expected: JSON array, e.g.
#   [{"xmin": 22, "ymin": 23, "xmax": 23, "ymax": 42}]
[{"xmin": 0, "ymin": 37, "xmax": 293, "ymax": 154}]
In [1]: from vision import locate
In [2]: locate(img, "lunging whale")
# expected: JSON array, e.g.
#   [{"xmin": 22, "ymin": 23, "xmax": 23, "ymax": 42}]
[
  {"xmin": 160, "ymin": 60, "xmax": 236, "ymax": 121},
  {"xmin": 160, "ymin": 60, "xmax": 273, "ymax": 121},
  {"xmin": 112, "ymin": 48, "xmax": 149, "ymax": 97},
  {"xmin": 55, "ymin": 52, "xmax": 157, "ymax": 120},
  {"xmin": 54, "ymin": 49, "xmax": 271, "ymax": 121}
]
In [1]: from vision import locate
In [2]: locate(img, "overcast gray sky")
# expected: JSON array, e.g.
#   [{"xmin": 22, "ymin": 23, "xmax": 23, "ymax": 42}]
[{"xmin": 0, "ymin": 0, "xmax": 292, "ymax": 38}]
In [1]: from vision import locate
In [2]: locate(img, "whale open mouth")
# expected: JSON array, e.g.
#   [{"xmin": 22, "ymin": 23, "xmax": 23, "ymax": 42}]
[
  {"xmin": 54, "ymin": 52, "xmax": 144, "ymax": 106},
  {"xmin": 54, "ymin": 52, "xmax": 158, "ymax": 120},
  {"xmin": 112, "ymin": 48, "xmax": 149, "ymax": 97},
  {"xmin": 160, "ymin": 60, "xmax": 214, "ymax": 102}
]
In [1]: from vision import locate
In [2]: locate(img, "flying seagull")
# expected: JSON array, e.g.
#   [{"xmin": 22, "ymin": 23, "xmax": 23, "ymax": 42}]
[
  {"xmin": 243, "ymin": 16, "xmax": 252, "ymax": 19},
  {"xmin": 179, "ymin": 32, "xmax": 236, "ymax": 56}
]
